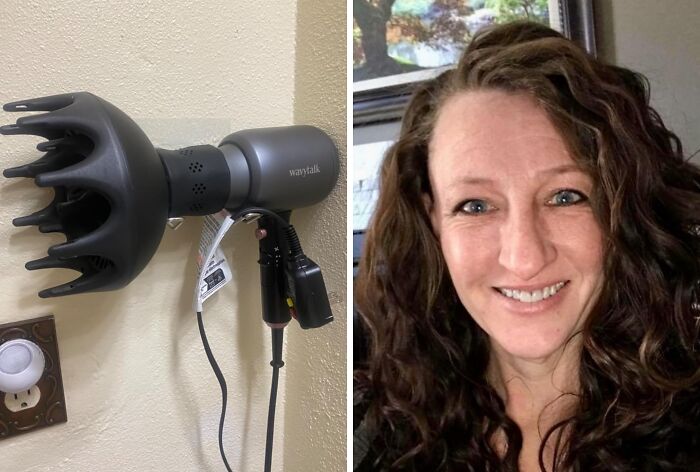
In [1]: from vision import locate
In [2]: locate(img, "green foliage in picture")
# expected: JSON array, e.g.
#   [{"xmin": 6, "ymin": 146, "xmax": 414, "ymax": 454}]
[{"xmin": 484, "ymin": 0, "xmax": 549, "ymax": 24}]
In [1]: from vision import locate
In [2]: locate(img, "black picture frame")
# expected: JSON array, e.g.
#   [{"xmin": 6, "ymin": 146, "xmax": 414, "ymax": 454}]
[{"xmin": 353, "ymin": 0, "xmax": 597, "ymax": 126}]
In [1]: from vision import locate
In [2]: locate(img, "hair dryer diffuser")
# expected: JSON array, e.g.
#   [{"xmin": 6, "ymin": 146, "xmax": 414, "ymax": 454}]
[{"xmin": 1, "ymin": 92, "xmax": 338, "ymax": 298}]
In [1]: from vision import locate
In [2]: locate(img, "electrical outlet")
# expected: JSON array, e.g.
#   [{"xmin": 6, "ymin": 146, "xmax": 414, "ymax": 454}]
[
  {"xmin": 4, "ymin": 386, "xmax": 41, "ymax": 412},
  {"xmin": 0, "ymin": 315, "xmax": 67, "ymax": 440}
]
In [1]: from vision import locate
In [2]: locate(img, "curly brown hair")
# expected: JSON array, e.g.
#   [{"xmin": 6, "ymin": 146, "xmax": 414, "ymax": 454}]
[{"xmin": 354, "ymin": 21, "xmax": 700, "ymax": 471}]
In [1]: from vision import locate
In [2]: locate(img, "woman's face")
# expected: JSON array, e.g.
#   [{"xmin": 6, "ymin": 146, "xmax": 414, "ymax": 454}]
[{"xmin": 427, "ymin": 90, "xmax": 604, "ymax": 360}]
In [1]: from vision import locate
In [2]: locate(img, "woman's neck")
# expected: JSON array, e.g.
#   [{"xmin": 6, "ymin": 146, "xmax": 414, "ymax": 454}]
[{"xmin": 487, "ymin": 338, "xmax": 582, "ymax": 471}]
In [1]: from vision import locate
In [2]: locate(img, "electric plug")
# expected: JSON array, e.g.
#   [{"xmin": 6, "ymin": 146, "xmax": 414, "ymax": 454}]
[{"xmin": 281, "ymin": 224, "xmax": 333, "ymax": 329}]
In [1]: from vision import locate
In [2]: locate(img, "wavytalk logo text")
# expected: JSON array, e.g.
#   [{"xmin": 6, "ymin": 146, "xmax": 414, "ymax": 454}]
[{"xmin": 289, "ymin": 164, "xmax": 320, "ymax": 178}]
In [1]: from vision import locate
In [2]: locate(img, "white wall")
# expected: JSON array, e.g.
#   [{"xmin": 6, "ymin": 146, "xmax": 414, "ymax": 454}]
[{"xmin": 0, "ymin": 0, "xmax": 346, "ymax": 470}]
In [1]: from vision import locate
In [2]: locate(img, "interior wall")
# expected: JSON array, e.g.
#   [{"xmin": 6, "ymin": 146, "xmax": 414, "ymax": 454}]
[
  {"xmin": 285, "ymin": 0, "xmax": 348, "ymax": 470},
  {"xmin": 594, "ymin": 0, "xmax": 700, "ymax": 162},
  {"xmin": 0, "ymin": 1, "xmax": 344, "ymax": 470}
]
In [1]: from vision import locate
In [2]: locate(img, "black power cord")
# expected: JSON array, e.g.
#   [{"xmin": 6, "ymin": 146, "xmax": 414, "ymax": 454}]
[
  {"xmin": 195, "ymin": 207, "xmax": 320, "ymax": 471},
  {"xmin": 265, "ymin": 328, "xmax": 285, "ymax": 472},
  {"xmin": 196, "ymin": 311, "xmax": 233, "ymax": 472},
  {"xmin": 198, "ymin": 310, "xmax": 287, "ymax": 472}
]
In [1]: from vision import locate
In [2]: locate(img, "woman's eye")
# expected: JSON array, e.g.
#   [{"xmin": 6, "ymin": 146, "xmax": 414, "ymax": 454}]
[
  {"xmin": 549, "ymin": 189, "xmax": 587, "ymax": 206},
  {"xmin": 459, "ymin": 199, "xmax": 491, "ymax": 215}
]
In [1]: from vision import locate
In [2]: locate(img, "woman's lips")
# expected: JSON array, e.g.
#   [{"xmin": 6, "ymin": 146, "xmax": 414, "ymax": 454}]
[{"xmin": 492, "ymin": 281, "xmax": 569, "ymax": 314}]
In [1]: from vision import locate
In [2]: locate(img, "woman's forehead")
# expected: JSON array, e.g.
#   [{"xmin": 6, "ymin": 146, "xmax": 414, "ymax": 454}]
[{"xmin": 429, "ymin": 90, "xmax": 577, "ymax": 177}]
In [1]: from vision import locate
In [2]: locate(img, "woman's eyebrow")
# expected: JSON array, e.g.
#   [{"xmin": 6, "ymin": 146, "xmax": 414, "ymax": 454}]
[
  {"xmin": 451, "ymin": 164, "xmax": 584, "ymax": 187},
  {"xmin": 540, "ymin": 164, "xmax": 584, "ymax": 176}
]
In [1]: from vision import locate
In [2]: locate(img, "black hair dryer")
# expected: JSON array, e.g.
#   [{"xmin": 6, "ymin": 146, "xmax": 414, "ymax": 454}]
[{"xmin": 1, "ymin": 92, "xmax": 339, "ymax": 299}]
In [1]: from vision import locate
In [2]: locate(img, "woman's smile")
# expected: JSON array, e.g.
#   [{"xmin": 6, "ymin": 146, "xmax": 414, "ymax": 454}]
[{"xmin": 491, "ymin": 280, "xmax": 570, "ymax": 315}]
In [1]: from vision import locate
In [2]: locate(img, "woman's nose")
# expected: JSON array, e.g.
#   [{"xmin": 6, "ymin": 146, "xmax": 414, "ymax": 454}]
[{"xmin": 498, "ymin": 209, "xmax": 555, "ymax": 281}]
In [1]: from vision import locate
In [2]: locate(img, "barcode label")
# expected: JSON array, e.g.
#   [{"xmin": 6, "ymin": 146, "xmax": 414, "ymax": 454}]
[{"xmin": 195, "ymin": 211, "xmax": 234, "ymax": 312}]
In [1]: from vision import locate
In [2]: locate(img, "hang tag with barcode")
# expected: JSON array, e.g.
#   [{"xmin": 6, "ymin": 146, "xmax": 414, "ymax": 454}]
[{"xmin": 194, "ymin": 210, "xmax": 235, "ymax": 312}]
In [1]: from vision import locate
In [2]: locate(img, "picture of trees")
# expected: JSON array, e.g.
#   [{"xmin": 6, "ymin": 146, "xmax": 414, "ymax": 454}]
[{"xmin": 353, "ymin": 0, "xmax": 550, "ymax": 82}]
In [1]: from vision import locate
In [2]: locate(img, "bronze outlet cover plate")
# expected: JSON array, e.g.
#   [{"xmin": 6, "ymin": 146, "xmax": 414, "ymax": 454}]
[{"xmin": 0, "ymin": 315, "xmax": 67, "ymax": 440}]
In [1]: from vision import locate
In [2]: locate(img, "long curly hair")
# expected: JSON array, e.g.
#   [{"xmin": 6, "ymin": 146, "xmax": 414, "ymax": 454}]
[{"xmin": 354, "ymin": 21, "xmax": 700, "ymax": 471}]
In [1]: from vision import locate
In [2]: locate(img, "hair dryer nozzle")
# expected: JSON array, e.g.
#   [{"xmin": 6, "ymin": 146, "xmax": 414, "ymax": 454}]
[{"xmin": 2, "ymin": 92, "xmax": 168, "ymax": 297}]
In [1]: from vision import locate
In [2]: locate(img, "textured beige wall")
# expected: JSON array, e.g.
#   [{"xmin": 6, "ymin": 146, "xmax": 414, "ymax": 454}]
[
  {"xmin": 285, "ymin": 0, "xmax": 347, "ymax": 471},
  {"xmin": 0, "ymin": 1, "xmax": 345, "ymax": 471}
]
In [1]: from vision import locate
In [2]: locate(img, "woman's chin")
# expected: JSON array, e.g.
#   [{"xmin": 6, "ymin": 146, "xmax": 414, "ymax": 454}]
[{"xmin": 490, "ymin": 331, "xmax": 576, "ymax": 362}]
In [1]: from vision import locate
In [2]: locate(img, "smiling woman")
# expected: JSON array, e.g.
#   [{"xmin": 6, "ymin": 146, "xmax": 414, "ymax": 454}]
[
  {"xmin": 354, "ymin": 21, "xmax": 700, "ymax": 471},
  {"xmin": 428, "ymin": 90, "xmax": 605, "ymax": 364}
]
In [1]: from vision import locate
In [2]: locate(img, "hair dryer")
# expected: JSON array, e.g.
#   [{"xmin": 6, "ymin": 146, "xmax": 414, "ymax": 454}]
[{"xmin": 1, "ymin": 92, "xmax": 339, "ymax": 299}]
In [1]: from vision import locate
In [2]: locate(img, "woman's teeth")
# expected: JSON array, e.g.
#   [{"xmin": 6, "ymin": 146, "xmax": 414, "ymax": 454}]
[{"xmin": 497, "ymin": 281, "xmax": 566, "ymax": 303}]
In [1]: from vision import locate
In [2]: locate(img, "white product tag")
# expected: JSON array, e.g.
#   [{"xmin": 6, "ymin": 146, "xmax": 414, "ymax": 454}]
[{"xmin": 194, "ymin": 210, "xmax": 235, "ymax": 312}]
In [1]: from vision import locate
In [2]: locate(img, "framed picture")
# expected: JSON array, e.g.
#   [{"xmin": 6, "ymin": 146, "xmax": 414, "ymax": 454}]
[{"xmin": 353, "ymin": 0, "xmax": 596, "ymax": 125}]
